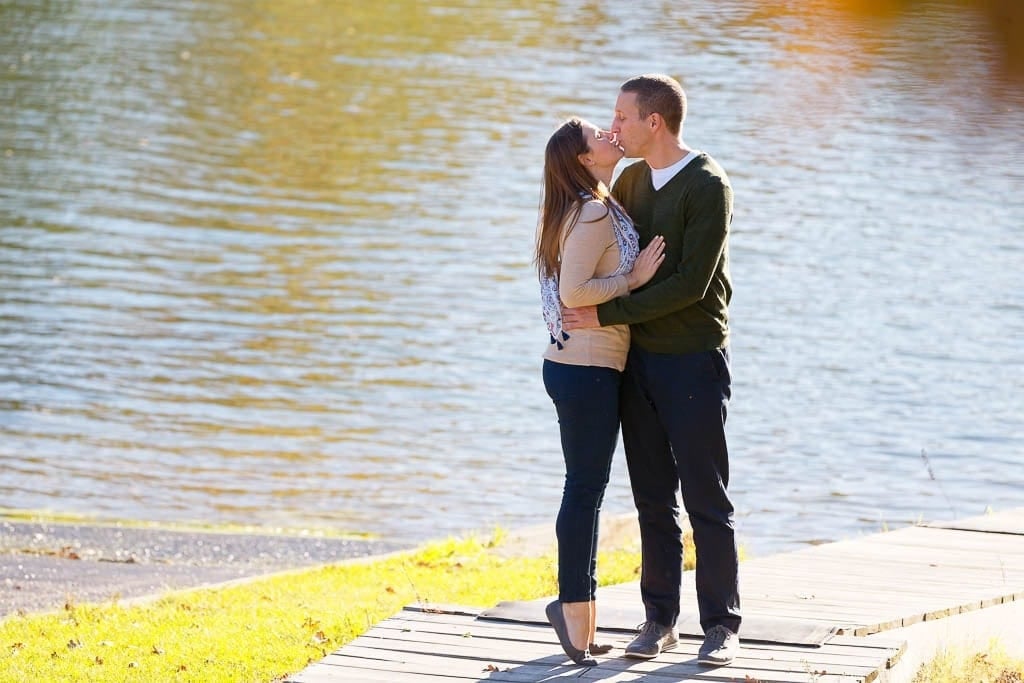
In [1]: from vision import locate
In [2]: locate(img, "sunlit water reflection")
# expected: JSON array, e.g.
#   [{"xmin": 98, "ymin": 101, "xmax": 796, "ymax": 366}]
[{"xmin": 2, "ymin": 0, "xmax": 1021, "ymax": 556}]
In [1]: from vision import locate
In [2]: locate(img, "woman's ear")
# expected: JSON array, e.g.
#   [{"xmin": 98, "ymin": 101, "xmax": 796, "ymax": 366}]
[{"xmin": 577, "ymin": 152, "xmax": 593, "ymax": 167}]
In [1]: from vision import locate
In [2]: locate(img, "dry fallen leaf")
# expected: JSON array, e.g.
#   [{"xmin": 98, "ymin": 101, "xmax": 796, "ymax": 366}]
[{"xmin": 57, "ymin": 547, "xmax": 80, "ymax": 560}]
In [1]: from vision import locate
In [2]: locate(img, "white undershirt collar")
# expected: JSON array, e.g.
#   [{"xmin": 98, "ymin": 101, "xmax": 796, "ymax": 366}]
[{"xmin": 650, "ymin": 150, "xmax": 700, "ymax": 191}]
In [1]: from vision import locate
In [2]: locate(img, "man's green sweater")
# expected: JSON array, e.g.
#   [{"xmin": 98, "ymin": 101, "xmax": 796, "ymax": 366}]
[{"xmin": 598, "ymin": 153, "xmax": 733, "ymax": 354}]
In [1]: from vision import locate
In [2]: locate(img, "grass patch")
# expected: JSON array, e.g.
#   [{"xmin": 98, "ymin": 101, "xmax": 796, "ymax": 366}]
[
  {"xmin": 0, "ymin": 529, "xmax": 674, "ymax": 682},
  {"xmin": 913, "ymin": 642, "xmax": 1024, "ymax": 682}
]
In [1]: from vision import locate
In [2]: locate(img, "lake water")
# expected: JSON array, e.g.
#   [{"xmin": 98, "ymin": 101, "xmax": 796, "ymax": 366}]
[{"xmin": 2, "ymin": 0, "xmax": 1022, "ymax": 557}]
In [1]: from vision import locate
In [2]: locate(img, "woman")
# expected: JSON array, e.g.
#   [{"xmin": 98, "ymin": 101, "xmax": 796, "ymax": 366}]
[{"xmin": 536, "ymin": 117, "xmax": 664, "ymax": 666}]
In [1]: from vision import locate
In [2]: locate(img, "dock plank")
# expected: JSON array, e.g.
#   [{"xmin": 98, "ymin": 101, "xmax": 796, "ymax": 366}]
[
  {"xmin": 359, "ymin": 624, "xmax": 891, "ymax": 669},
  {"xmin": 925, "ymin": 509, "xmax": 1024, "ymax": 535},
  {"xmin": 315, "ymin": 624, "xmax": 881, "ymax": 682}
]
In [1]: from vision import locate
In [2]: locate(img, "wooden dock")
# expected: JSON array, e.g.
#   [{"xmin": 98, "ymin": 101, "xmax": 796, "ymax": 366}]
[{"xmin": 286, "ymin": 508, "xmax": 1024, "ymax": 682}]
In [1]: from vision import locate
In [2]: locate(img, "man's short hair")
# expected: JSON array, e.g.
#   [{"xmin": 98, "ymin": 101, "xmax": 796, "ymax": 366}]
[{"xmin": 621, "ymin": 74, "xmax": 687, "ymax": 136}]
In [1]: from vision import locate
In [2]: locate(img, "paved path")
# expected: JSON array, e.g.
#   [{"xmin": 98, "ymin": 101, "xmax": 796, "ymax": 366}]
[{"xmin": 0, "ymin": 520, "xmax": 408, "ymax": 617}]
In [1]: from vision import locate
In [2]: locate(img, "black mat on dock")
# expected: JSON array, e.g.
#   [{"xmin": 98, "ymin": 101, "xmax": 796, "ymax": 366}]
[{"xmin": 479, "ymin": 598, "xmax": 838, "ymax": 647}]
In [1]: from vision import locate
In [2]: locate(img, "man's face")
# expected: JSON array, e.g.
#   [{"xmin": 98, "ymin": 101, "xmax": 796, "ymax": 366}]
[{"xmin": 610, "ymin": 91, "xmax": 649, "ymax": 158}]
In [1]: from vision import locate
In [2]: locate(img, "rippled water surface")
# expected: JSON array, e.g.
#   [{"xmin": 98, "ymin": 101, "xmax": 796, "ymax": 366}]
[{"xmin": 2, "ymin": 0, "xmax": 1022, "ymax": 555}]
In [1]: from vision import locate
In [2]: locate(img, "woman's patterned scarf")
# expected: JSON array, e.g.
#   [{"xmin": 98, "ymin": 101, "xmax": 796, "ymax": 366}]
[{"xmin": 540, "ymin": 196, "xmax": 639, "ymax": 350}]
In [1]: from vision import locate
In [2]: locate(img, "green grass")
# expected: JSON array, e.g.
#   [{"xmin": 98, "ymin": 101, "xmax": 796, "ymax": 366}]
[
  {"xmin": 0, "ymin": 531, "xmax": 660, "ymax": 683},
  {"xmin": 913, "ymin": 642, "xmax": 1024, "ymax": 683}
]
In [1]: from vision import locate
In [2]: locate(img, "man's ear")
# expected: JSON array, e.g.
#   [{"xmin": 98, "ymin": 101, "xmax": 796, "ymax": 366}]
[{"xmin": 649, "ymin": 113, "xmax": 661, "ymax": 131}]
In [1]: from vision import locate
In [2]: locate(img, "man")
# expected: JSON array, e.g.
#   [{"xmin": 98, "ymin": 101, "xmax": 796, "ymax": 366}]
[{"xmin": 561, "ymin": 73, "xmax": 741, "ymax": 666}]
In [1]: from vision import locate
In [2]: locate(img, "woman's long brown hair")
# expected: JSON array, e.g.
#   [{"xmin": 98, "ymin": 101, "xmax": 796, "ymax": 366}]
[{"xmin": 535, "ymin": 118, "xmax": 609, "ymax": 279}]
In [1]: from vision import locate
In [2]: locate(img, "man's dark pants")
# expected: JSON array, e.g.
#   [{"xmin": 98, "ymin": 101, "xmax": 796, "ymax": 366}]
[{"xmin": 620, "ymin": 345, "xmax": 741, "ymax": 633}]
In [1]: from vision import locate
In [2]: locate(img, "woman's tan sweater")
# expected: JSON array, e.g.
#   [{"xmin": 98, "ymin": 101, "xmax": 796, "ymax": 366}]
[{"xmin": 543, "ymin": 200, "xmax": 631, "ymax": 371}]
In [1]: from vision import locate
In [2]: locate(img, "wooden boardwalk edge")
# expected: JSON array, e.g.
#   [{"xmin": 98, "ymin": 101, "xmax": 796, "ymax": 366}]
[{"xmin": 286, "ymin": 508, "xmax": 1024, "ymax": 682}]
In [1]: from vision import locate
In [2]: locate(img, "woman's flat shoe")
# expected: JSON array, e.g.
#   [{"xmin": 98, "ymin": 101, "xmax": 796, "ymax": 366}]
[
  {"xmin": 544, "ymin": 600, "xmax": 597, "ymax": 666},
  {"xmin": 589, "ymin": 642, "xmax": 613, "ymax": 655}
]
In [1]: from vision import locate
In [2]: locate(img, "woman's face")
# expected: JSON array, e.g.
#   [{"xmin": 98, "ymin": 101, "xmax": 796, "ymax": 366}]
[{"xmin": 579, "ymin": 120, "xmax": 624, "ymax": 170}]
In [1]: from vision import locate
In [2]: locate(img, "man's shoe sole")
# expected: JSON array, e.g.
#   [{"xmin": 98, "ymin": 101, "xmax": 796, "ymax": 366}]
[
  {"xmin": 624, "ymin": 641, "xmax": 677, "ymax": 660},
  {"xmin": 697, "ymin": 654, "xmax": 734, "ymax": 666}
]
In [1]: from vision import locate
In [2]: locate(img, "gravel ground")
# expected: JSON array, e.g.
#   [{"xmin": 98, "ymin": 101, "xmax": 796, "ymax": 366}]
[{"xmin": 0, "ymin": 520, "xmax": 409, "ymax": 617}]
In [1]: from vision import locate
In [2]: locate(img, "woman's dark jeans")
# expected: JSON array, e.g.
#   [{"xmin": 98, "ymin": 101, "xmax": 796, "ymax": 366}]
[{"xmin": 543, "ymin": 359, "xmax": 621, "ymax": 603}]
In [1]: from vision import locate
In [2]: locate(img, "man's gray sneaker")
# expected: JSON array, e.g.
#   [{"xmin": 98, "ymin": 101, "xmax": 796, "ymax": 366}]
[
  {"xmin": 697, "ymin": 624, "xmax": 739, "ymax": 665},
  {"xmin": 624, "ymin": 621, "xmax": 678, "ymax": 659}
]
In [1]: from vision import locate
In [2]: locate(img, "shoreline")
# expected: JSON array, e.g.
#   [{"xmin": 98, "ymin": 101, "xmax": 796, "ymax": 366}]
[
  {"xmin": 0, "ymin": 510, "xmax": 650, "ymax": 619},
  {"xmin": 4, "ymin": 508, "xmax": 1022, "ymax": 682},
  {"xmin": 0, "ymin": 517, "xmax": 408, "ymax": 618}
]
